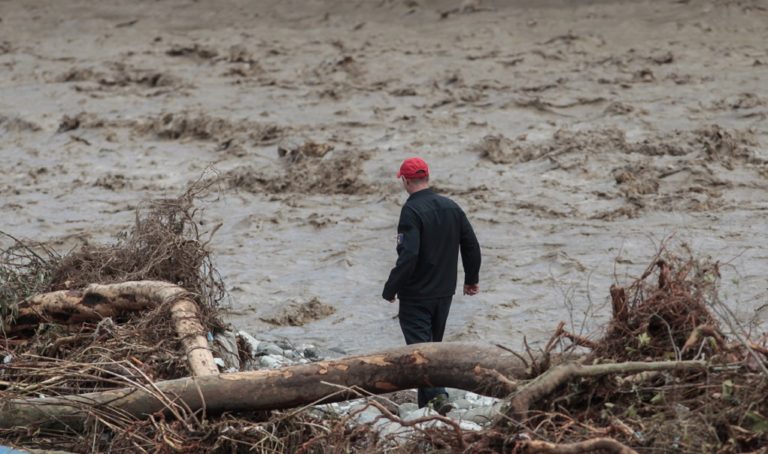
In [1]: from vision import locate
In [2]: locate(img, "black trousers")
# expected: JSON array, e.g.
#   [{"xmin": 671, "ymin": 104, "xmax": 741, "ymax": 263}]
[{"xmin": 398, "ymin": 296, "xmax": 452, "ymax": 408}]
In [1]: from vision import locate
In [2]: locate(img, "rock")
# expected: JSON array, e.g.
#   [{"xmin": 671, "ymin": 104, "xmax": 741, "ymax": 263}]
[
  {"xmin": 352, "ymin": 407, "xmax": 382, "ymax": 425},
  {"xmin": 446, "ymin": 408, "xmax": 466, "ymax": 420},
  {"xmin": 289, "ymin": 345, "xmax": 342, "ymax": 362},
  {"xmin": 401, "ymin": 407, "xmax": 454, "ymax": 430},
  {"xmin": 304, "ymin": 348, "xmax": 319, "ymax": 360},
  {"xmin": 379, "ymin": 420, "xmax": 411, "ymax": 439},
  {"xmin": 213, "ymin": 331, "xmax": 240, "ymax": 370},
  {"xmin": 237, "ymin": 331, "xmax": 261, "ymax": 356},
  {"xmin": 398, "ymin": 402, "xmax": 418, "ymax": 418},
  {"xmin": 452, "ymin": 398, "xmax": 473, "ymax": 410},
  {"xmin": 464, "ymin": 392, "xmax": 500, "ymax": 407},
  {"xmin": 379, "ymin": 423, "xmax": 416, "ymax": 447},
  {"xmin": 311, "ymin": 403, "xmax": 340, "ymax": 418},
  {"xmin": 445, "ymin": 388, "xmax": 468, "ymax": 402},
  {"xmin": 458, "ymin": 420, "xmax": 483, "ymax": 431},
  {"xmin": 375, "ymin": 419, "xmax": 417, "ymax": 445},
  {"xmin": 461, "ymin": 402, "xmax": 505, "ymax": 425},
  {"xmin": 259, "ymin": 354, "xmax": 288, "ymax": 369},
  {"xmin": 282, "ymin": 349, "xmax": 302, "ymax": 360},
  {"xmin": 300, "ymin": 344, "xmax": 320, "ymax": 360},
  {"xmin": 333, "ymin": 398, "xmax": 366, "ymax": 414},
  {"xmin": 274, "ymin": 339, "xmax": 295, "ymax": 350},
  {"xmin": 402, "ymin": 407, "xmax": 439, "ymax": 422},
  {"xmin": 257, "ymin": 342, "xmax": 284, "ymax": 357}
]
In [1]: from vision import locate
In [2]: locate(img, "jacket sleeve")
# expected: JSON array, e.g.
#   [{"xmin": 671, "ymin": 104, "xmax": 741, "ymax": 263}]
[
  {"xmin": 459, "ymin": 210, "xmax": 481, "ymax": 285},
  {"xmin": 382, "ymin": 206, "xmax": 421, "ymax": 300}
]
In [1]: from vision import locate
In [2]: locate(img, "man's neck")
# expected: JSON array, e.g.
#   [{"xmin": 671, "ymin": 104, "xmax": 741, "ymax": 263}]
[{"xmin": 408, "ymin": 185, "xmax": 430, "ymax": 195}]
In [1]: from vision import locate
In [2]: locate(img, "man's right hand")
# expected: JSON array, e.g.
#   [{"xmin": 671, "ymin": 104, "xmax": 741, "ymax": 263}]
[{"xmin": 463, "ymin": 284, "xmax": 479, "ymax": 296}]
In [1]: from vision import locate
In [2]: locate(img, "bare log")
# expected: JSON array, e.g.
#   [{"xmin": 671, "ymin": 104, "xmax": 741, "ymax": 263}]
[
  {"xmin": 171, "ymin": 298, "xmax": 219, "ymax": 376},
  {"xmin": 5, "ymin": 281, "xmax": 180, "ymax": 334},
  {"xmin": 522, "ymin": 438, "xmax": 638, "ymax": 454},
  {"xmin": 0, "ymin": 342, "xmax": 526, "ymax": 430},
  {"xmin": 4, "ymin": 281, "xmax": 218, "ymax": 377},
  {"xmin": 88, "ymin": 281, "xmax": 218, "ymax": 376},
  {"xmin": 509, "ymin": 360, "xmax": 707, "ymax": 419},
  {"xmin": 6, "ymin": 288, "xmax": 151, "ymax": 334}
]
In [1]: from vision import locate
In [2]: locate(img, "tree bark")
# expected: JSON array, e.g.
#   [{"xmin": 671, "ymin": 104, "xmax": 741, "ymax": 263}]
[
  {"xmin": 171, "ymin": 298, "xmax": 219, "ymax": 376},
  {"xmin": 0, "ymin": 342, "xmax": 526, "ymax": 430},
  {"xmin": 5, "ymin": 281, "xmax": 179, "ymax": 334},
  {"xmin": 4, "ymin": 281, "xmax": 218, "ymax": 376},
  {"xmin": 5, "ymin": 287, "xmax": 150, "ymax": 335},
  {"xmin": 522, "ymin": 438, "xmax": 638, "ymax": 454}
]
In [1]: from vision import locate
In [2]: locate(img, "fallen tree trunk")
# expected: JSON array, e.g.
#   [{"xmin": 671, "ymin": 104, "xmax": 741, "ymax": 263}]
[
  {"xmin": 0, "ymin": 341, "xmax": 711, "ymax": 434},
  {"xmin": 0, "ymin": 342, "xmax": 526, "ymax": 430},
  {"xmin": 4, "ymin": 281, "xmax": 218, "ymax": 377}
]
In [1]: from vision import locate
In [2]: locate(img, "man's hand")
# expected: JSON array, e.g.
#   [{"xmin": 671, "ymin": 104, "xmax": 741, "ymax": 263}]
[
  {"xmin": 385, "ymin": 297, "xmax": 396, "ymax": 304},
  {"xmin": 463, "ymin": 284, "xmax": 479, "ymax": 296}
]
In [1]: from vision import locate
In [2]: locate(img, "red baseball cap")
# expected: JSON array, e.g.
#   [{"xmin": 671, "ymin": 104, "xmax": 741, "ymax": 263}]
[{"xmin": 397, "ymin": 157, "xmax": 429, "ymax": 179}]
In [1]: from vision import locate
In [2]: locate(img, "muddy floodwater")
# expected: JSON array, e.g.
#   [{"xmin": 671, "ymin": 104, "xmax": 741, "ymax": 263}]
[{"xmin": 1, "ymin": 0, "xmax": 766, "ymax": 353}]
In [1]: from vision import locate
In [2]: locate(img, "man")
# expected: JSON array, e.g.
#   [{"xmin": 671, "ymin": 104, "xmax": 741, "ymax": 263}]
[{"xmin": 382, "ymin": 156, "xmax": 481, "ymax": 412}]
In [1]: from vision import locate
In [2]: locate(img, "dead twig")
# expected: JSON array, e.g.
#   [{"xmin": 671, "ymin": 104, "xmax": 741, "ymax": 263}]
[
  {"xmin": 681, "ymin": 324, "xmax": 726, "ymax": 354},
  {"xmin": 509, "ymin": 360, "xmax": 707, "ymax": 419}
]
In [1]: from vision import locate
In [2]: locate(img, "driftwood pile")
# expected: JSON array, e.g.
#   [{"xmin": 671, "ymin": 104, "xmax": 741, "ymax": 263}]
[{"xmin": 1, "ymin": 187, "xmax": 766, "ymax": 453}]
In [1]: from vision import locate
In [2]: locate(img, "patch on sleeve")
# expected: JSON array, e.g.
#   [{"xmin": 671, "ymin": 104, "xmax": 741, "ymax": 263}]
[{"xmin": 396, "ymin": 233, "xmax": 403, "ymax": 245}]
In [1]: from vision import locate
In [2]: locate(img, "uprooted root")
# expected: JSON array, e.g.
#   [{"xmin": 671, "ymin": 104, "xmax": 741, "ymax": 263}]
[
  {"xmin": 494, "ymin": 245, "xmax": 768, "ymax": 453},
  {"xmin": 595, "ymin": 247, "xmax": 720, "ymax": 361},
  {"xmin": 0, "ymin": 177, "xmax": 226, "ymax": 384},
  {"xmin": 0, "ymin": 232, "xmax": 59, "ymax": 325},
  {"xmin": 47, "ymin": 178, "xmax": 226, "ymax": 319}
]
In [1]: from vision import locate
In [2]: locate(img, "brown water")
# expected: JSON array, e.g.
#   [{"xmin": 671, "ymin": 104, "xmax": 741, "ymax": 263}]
[{"xmin": 1, "ymin": 0, "xmax": 766, "ymax": 353}]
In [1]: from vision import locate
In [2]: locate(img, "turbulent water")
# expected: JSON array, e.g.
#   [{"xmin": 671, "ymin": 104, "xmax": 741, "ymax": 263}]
[{"xmin": 1, "ymin": 0, "xmax": 766, "ymax": 353}]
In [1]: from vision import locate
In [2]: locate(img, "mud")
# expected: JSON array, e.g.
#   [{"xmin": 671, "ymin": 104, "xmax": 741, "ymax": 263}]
[
  {"xmin": 1, "ymin": 0, "xmax": 766, "ymax": 353},
  {"xmin": 260, "ymin": 297, "xmax": 337, "ymax": 327}
]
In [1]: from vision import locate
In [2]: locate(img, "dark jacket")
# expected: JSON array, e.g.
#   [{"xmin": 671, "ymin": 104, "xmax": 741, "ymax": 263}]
[{"xmin": 382, "ymin": 188, "xmax": 481, "ymax": 301}]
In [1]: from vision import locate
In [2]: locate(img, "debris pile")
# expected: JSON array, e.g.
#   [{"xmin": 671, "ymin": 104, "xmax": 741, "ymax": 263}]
[{"xmin": 1, "ymin": 208, "xmax": 766, "ymax": 453}]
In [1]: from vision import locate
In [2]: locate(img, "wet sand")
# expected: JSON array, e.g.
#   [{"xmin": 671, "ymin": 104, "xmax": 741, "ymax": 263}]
[{"xmin": 1, "ymin": 0, "xmax": 766, "ymax": 353}]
